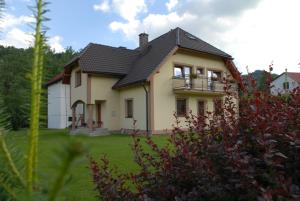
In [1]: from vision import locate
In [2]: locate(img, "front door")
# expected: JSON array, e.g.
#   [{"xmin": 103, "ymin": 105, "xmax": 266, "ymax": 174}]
[{"xmin": 97, "ymin": 103, "xmax": 102, "ymax": 128}]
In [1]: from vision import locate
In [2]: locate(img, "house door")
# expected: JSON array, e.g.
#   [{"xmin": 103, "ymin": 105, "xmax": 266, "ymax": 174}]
[{"xmin": 96, "ymin": 103, "xmax": 102, "ymax": 128}]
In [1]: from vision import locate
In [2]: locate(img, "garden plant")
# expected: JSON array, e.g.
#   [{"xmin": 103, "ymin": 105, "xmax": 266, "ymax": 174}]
[{"xmin": 90, "ymin": 67, "xmax": 300, "ymax": 201}]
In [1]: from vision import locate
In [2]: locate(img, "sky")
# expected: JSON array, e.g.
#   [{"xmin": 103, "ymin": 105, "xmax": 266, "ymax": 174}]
[{"xmin": 0, "ymin": 0, "xmax": 300, "ymax": 74}]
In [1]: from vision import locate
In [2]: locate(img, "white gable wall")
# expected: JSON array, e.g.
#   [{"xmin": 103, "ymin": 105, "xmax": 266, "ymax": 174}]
[
  {"xmin": 48, "ymin": 80, "xmax": 71, "ymax": 128},
  {"xmin": 271, "ymin": 74, "xmax": 300, "ymax": 95}
]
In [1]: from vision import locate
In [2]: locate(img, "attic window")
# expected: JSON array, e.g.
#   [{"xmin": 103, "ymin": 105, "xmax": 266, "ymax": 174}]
[{"xmin": 185, "ymin": 33, "xmax": 196, "ymax": 40}]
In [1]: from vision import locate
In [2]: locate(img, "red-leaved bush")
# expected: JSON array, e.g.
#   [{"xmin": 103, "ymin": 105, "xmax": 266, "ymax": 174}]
[{"xmin": 89, "ymin": 68, "xmax": 300, "ymax": 201}]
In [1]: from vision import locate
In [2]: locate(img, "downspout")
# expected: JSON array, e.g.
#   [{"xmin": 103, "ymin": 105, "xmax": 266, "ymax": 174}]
[{"xmin": 142, "ymin": 84, "xmax": 150, "ymax": 136}]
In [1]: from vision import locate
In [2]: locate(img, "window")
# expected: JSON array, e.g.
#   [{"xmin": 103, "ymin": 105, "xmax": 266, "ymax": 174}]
[
  {"xmin": 214, "ymin": 98, "xmax": 223, "ymax": 115},
  {"xmin": 196, "ymin": 68, "xmax": 204, "ymax": 76},
  {"xmin": 176, "ymin": 98, "xmax": 187, "ymax": 116},
  {"xmin": 198, "ymin": 100, "xmax": 205, "ymax": 116},
  {"xmin": 174, "ymin": 66, "xmax": 184, "ymax": 78},
  {"xmin": 173, "ymin": 65, "xmax": 191, "ymax": 78},
  {"xmin": 125, "ymin": 99, "xmax": 133, "ymax": 118},
  {"xmin": 283, "ymin": 82, "xmax": 289, "ymax": 89},
  {"xmin": 208, "ymin": 70, "xmax": 222, "ymax": 81},
  {"xmin": 75, "ymin": 70, "xmax": 81, "ymax": 87}
]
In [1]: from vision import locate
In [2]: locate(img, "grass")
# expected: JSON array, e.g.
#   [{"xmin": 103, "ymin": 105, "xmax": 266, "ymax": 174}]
[{"xmin": 6, "ymin": 129, "xmax": 169, "ymax": 201}]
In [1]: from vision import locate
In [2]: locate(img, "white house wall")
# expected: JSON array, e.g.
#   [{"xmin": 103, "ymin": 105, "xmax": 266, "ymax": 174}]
[
  {"xmin": 48, "ymin": 81, "xmax": 71, "ymax": 128},
  {"xmin": 271, "ymin": 74, "xmax": 300, "ymax": 95}
]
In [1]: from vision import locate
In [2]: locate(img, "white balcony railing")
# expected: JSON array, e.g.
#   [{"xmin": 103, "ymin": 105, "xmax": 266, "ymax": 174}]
[{"xmin": 172, "ymin": 76, "xmax": 237, "ymax": 93}]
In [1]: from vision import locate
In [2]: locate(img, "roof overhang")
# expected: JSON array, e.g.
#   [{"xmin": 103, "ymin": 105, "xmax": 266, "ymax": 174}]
[
  {"xmin": 45, "ymin": 72, "xmax": 64, "ymax": 87},
  {"xmin": 178, "ymin": 46, "xmax": 233, "ymax": 60}
]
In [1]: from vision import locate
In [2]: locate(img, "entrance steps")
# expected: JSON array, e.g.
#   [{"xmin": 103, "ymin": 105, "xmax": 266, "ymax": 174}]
[{"xmin": 70, "ymin": 127, "xmax": 109, "ymax": 136}]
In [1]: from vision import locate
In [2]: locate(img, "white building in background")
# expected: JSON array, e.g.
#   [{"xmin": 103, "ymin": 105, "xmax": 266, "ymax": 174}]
[
  {"xmin": 271, "ymin": 72, "xmax": 300, "ymax": 95},
  {"xmin": 46, "ymin": 72, "xmax": 72, "ymax": 129}
]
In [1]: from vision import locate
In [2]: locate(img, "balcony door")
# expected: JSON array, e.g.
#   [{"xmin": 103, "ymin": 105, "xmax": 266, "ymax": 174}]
[
  {"xmin": 184, "ymin": 67, "xmax": 191, "ymax": 88},
  {"xmin": 173, "ymin": 65, "xmax": 192, "ymax": 88},
  {"xmin": 208, "ymin": 70, "xmax": 222, "ymax": 90}
]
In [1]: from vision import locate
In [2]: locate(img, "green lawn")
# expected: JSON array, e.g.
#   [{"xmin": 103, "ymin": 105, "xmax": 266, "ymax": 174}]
[{"xmin": 7, "ymin": 129, "xmax": 169, "ymax": 201}]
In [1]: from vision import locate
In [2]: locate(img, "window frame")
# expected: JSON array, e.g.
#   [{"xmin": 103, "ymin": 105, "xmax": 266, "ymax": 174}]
[
  {"xmin": 125, "ymin": 99, "xmax": 134, "ymax": 118},
  {"xmin": 75, "ymin": 70, "xmax": 82, "ymax": 87},
  {"xmin": 196, "ymin": 67, "xmax": 204, "ymax": 77},
  {"xmin": 283, "ymin": 82, "xmax": 289, "ymax": 90},
  {"xmin": 208, "ymin": 70, "xmax": 223, "ymax": 81},
  {"xmin": 173, "ymin": 63, "xmax": 193, "ymax": 79},
  {"xmin": 173, "ymin": 66, "xmax": 184, "ymax": 78},
  {"xmin": 197, "ymin": 100, "xmax": 206, "ymax": 116},
  {"xmin": 176, "ymin": 97, "xmax": 188, "ymax": 117}
]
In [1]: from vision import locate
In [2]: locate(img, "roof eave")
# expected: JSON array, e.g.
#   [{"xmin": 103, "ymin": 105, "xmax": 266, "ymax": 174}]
[
  {"xmin": 82, "ymin": 70, "xmax": 126, "ymax": 77},
  {"xmin": 178, "ymin": 46, "xmax": 233, "ymax": 60},
  {"xmin": 112, "ymin": 79, "xmax": 148, "ymax": 89}
]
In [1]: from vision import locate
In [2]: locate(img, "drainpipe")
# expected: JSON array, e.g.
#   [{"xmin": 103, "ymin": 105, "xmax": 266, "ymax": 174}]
[
  {"xmin": 142, "ymin": 84, "xmax": 150, "ymax": 136},
  {"xmin": 285, "ymin": 68, "xmax": 288, "ymax": 95}
]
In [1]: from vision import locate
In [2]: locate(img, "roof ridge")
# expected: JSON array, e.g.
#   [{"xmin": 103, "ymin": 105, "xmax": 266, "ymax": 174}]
[
  {"xmin": 89, "ymin": 42, "xmax": 138, "ymax": 52},
  {"xmin": 178, "ymin": 27, "xmax": 232, "ymax": 58}
]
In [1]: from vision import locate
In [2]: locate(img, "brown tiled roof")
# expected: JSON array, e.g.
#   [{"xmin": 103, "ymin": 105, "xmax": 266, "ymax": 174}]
[
  {"xmin": 64, "ymin": 27, "xmax": 236, "ymax": 88},
  {"xmin": 45, "ymin": 72, "xmax": 64, "ymax": 87},
  {"xmin": 65, "ymin": 43, "xmax": 140, "ymax": 76},
  {"xmin": 287, "ymin": 72, "xmax": 300, "ymax": 82}
]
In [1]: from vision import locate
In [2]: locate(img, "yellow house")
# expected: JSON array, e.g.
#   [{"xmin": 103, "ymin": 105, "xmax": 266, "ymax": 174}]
[{"xmin": 62, "ymin": 27, "xmax": 241, "ymax": 135}]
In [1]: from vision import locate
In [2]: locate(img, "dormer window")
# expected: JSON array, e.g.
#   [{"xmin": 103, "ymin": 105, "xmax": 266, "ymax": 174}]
[{"xmin": 75, "ymin": 70, "xmax": 81, "ymax": 87}]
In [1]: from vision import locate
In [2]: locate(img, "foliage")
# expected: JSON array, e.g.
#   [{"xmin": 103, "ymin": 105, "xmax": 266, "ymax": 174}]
[
  {"xmin": 242, "ymin": 70, "xmax": 278, "ymax": 92},
  {"xmin": 26, "ymin": 0, "xmax": 47, "ymax": 192},
  {"xmin": 1, "ymin": 130, "xmax": 168, "ymax": 200},
  {"xmin": 90, "ymin": 68, "xmax": 300, "ymax": 201},
  {"xmin": 0, "ymin": 45, "xmax": 77, "ymax": 130},
  {"xmin": 0, "ymin": 0, "xmax": 83, "ymax": 200}
]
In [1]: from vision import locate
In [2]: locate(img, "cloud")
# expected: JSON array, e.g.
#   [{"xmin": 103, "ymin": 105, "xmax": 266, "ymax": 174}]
[
  {"xmin": 220, "ymin": 0, "xmax": 300, "ymax": 73},
  {"xmin": 0, "ymin": 13, "xmax": 65, "ymax": 52},
  {"xmin": 0, "ymin": 28, "xmax": 33, "ymax": 48},
  {"xmin": 93, "ymin": 0, "xmax": 110, "ymax": 12},
  {"xmin": 48, "ymin": 36, "xmax": 65, "ymax": 53},
  {"xmin": 100, "ymin": 0, "xmax": 300, "ymax": 73},
  {"xmin": 113, "ymin": 0, "xmax": 147, "ymax": 21},
  {"xmin": 166, "ymin": 0, "xmax": 178, "ymax": 11},
  {"xmin": 94, "ymin": 0, "xmax": 147, "ymax": 21},
  {"xmin": 106, "ymin": 0, "xmax": 261, "ymax": 43},
  {"xmin": 0, "ymin": 14, "xmax": 34, "ymax": 31}
]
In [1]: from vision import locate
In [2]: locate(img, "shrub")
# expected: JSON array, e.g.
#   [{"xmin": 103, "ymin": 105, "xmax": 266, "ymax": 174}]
[{"xmin": 89, "ymin": 68, "xmax": 300, "ymax": 201}]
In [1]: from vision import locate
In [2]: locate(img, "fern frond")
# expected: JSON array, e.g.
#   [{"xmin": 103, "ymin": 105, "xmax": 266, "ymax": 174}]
[
  {"xmin": 47, "ymin": 142, "xmax": 84, "ymax": 201},
  {"xmin": 26, "ymin": 0, "xmax": 48, "ymax": 193},
  {"xmin": 0, "ymin": 174, "xmax": 17, "ymax": 201},
  {"xmin": 0, "ymin": 131, "xmax": 25, "ymax": 187}
]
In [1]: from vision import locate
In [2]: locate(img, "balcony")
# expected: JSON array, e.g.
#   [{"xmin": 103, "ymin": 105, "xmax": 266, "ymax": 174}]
[{"xmin": 172, "ymin": 76, "xmax": 237, "ymax": 95}]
